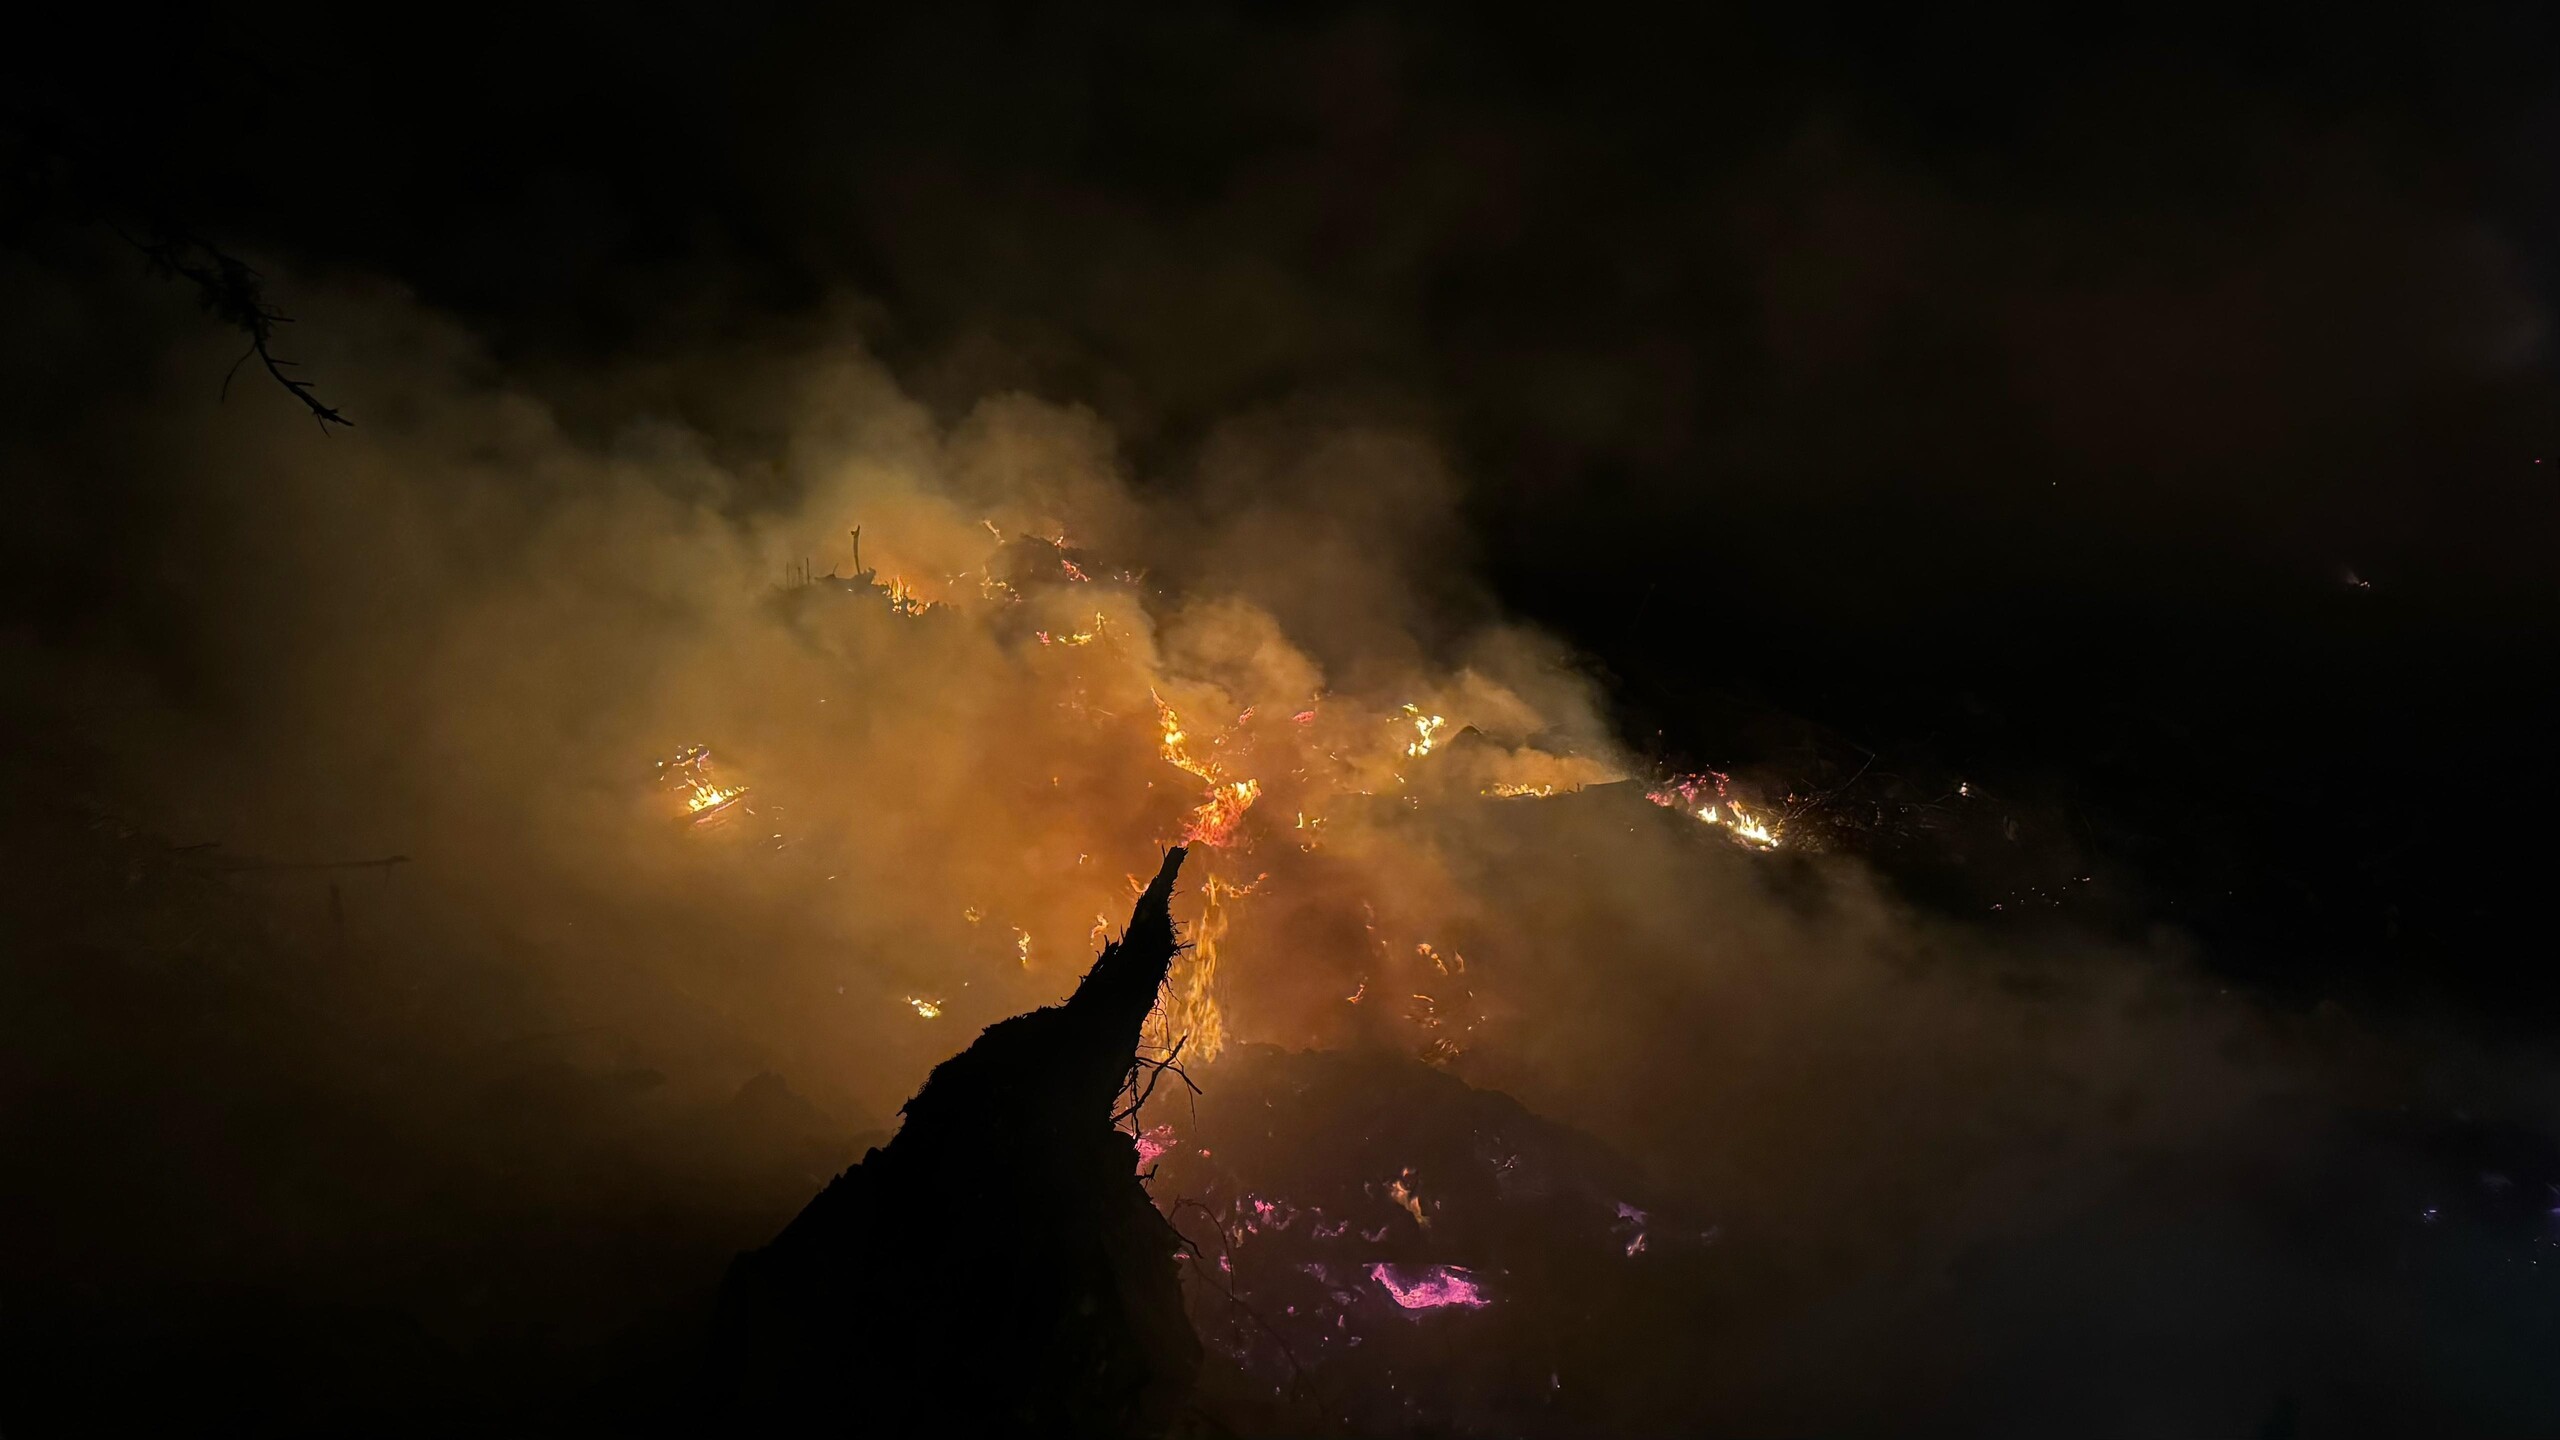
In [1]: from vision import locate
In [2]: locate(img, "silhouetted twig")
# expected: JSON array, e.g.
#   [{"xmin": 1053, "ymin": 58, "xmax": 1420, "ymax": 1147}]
[
  {"xmin": 117, "ymin": 222, "xmax": 350, "ymax": 429},
  {"xmin": 1115, "ymin": 1033, "xmax": 1200, "ymax": 1125}
]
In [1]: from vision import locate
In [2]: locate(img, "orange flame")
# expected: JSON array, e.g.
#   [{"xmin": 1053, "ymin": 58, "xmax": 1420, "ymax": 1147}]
[{"xmin": 1152, "ymin": 692, "xmax": 1263, "ymax": 848}]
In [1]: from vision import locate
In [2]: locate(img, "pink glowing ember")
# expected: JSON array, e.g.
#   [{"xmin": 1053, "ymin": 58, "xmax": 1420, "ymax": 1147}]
[
  {"xmin": 1368, "ymin": 1262, "xmax": 1490, "ymax": 1310},
  {"xmin": 1134, "ymin": 1124, "xmax": 1176, "ymax": 1169}
]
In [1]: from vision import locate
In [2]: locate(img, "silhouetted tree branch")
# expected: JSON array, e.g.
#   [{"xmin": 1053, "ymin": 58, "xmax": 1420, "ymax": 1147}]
[
  {"xmin": 120, "ymin": 223, "xmax": 350, "ymax": 430},
  {"xmin": 2, "ymin": 106, "xmax": 349, "ymax": 429}
]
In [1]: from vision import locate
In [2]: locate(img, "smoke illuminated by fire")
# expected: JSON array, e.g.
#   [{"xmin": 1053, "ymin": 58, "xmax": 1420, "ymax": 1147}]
[
  {"xmin": 18, "ymin": 196, "xmax": 2547, "ymax": 1440},
  {"xmin": 628, "ymin": 503, "xmax": 1729, "ymax": 1083},
  {"xmin": 55, "ymin": 285, "xmax": 1911, "ymax": 1289}
]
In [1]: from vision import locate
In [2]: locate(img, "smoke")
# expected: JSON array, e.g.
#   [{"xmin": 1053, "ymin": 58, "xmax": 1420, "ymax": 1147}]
[{"xmin": 5, "ymin": 239, "xmax": 2558, "ymax": 1435}]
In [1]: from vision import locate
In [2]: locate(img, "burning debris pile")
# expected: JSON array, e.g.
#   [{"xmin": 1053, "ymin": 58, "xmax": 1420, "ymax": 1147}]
[
  {"xmin": 1139, "ymin": 1046, "xmax": 1717, "ymax": 1437},
  {"xmin": 707, "ymin": 848, "xmax": 1203, "ymax": 1437}
]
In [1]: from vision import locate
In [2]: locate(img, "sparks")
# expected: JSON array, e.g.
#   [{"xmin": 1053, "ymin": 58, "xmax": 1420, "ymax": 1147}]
[{"xmin": 904, "ymin": 996, "xmax": 943, "ymax": 1019}]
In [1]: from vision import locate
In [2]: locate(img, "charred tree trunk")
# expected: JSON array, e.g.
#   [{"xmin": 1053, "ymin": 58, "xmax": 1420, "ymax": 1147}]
[{"xmin": 707, "ymin": 847, "xmax": 1201, "ymax": 1437}]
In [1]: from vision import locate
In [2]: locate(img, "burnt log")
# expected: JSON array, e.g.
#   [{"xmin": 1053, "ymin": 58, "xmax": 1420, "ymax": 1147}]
[{"xmin": 708, "ymin": 846, "xmax": 1202, "ymax": 1437}]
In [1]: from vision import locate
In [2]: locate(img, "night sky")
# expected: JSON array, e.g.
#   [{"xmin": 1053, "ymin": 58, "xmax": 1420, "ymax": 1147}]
[{"xmin": 9, "ymin": 3, "xmax": 2560, "ymax": 1435}]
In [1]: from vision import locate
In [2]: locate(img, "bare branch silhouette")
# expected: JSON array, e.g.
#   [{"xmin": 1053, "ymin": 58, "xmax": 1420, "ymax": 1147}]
[{"xmin": 120, "ymin": 223, "xmax": 350, "ymax": 429}]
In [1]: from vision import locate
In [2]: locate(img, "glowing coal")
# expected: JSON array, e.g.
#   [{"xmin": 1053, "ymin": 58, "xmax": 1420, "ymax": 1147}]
[{"xmin": 1370, "ymin": 1262, "xmax": 1489, "ymax": 1310}]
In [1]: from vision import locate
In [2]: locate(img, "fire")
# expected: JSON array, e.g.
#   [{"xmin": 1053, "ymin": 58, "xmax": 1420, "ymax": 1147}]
[
  {"xmin": 659, "ymin": 745, "xmax": 748, "ymax": 823},
  {"xmin": 1184, "ymin": 779, "xmax": 1261, "ymax": 848},
  {"xmin": 686, "ymin": 782, "xmax": 746, "ymax": 816},
  {"xmin": 884, "ymin": 575, "xmax": 933, "ymax": 615},
  {"xmin": 657, "ymin": 529, "xmax": 1701, "ymax": 1078},
  {"xmin": 1648, "ymin": 771, "xmax": 1783, "ymax": 849},
  {"xmin": 1156, "ymin": 869, "xmax": 1261, "ymax": 1064},
  {"xmin": 1151, "ymin": 692, "xmax": 1263, "ymax": 848},
  {"xmin": 1401, "ymin": 703, "xmax": 1447, "ymax": 759},
  {"xmin": 1723, "ymin": 798, "xmax": 1780, "ymax": 848},
  {"xmin": 1386, "ymin": 1168, "xmax": 1430, "ymax": 1230},
  {"xmin": 1035, "ymin": 612, "xmax": 1106, "ymax": 647}
]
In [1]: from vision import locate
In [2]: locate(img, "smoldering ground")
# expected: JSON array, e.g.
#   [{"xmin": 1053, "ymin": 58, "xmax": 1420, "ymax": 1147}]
[{"xmin": 5, "ymin": 241, "xmax": 2560, "ymax": 1437}]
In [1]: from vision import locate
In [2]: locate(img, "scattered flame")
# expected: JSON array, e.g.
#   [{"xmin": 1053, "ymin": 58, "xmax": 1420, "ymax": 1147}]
[
  {"xmin": 1401, "ymin": 704, "xmax": 1447, "ymax": 759},
  {"xmin": 686, "ymin": 782, "xmax": 746, "ymax": 816},
  {"xmin": 1386, "ymin": 1169, "xmax": 1430, "ymax": 1230},
  {"xmin": 884, "ymin": 575, "xmax": 933, "ymax": 615},
  {"xmin": 656, "ymin": 533, "xmax": 1689, "ymax": 1078},
  {"xmin": 659, "ymin": 745, "xmax": 748, "ymax": 824},
  {"xmin": 1035, "ymin": 612, "xmax": 1106, "ymax": 647},
  {"xmin": 1648, "ymin": 772, "xmax": 1782, "ymax": 849},
  {"xmin": 1723, "ymin": 799, "xmax": 1780, "ymax": 848},
  {"xmin": 1416, "ymin": 942, "xmax": 1463, "ymax": 975}
]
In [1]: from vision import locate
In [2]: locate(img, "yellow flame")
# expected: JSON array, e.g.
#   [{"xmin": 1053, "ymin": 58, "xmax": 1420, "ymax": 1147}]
[
  {"xmin": 1401, "ymin": 704, "xmax": 1447, "ymax": 759},
  {"xmin": 1387, "ymin": 1169, "xmax": 1431, "ymax": 1230},
  {"xmin": 1650, "ymin": 773, "xmax": 1783, "ymax": 849},
  {"xmin": 905, "ymin": 996, "xmax": 943, "ymax": 1019},
  {"xmin": 1157, "ymin": 870, "xmax": 1264, "ymax": 1065},
  {"xmin": 1724, "ymin": 799, "xmax": 1780, "ymax": 848},
  {"xmin": 884, "ymin": 575, "xmax": 933, "ymax": 615},
  {"xmin": 686, "ymin": 782, "xmax": 745, "ymax": 815}
]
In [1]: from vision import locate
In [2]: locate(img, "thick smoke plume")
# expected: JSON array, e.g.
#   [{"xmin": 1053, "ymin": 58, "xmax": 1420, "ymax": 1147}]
[{"xmin": 5, "ymin": 244, "xmax": 2556, "ymax": 1436}]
